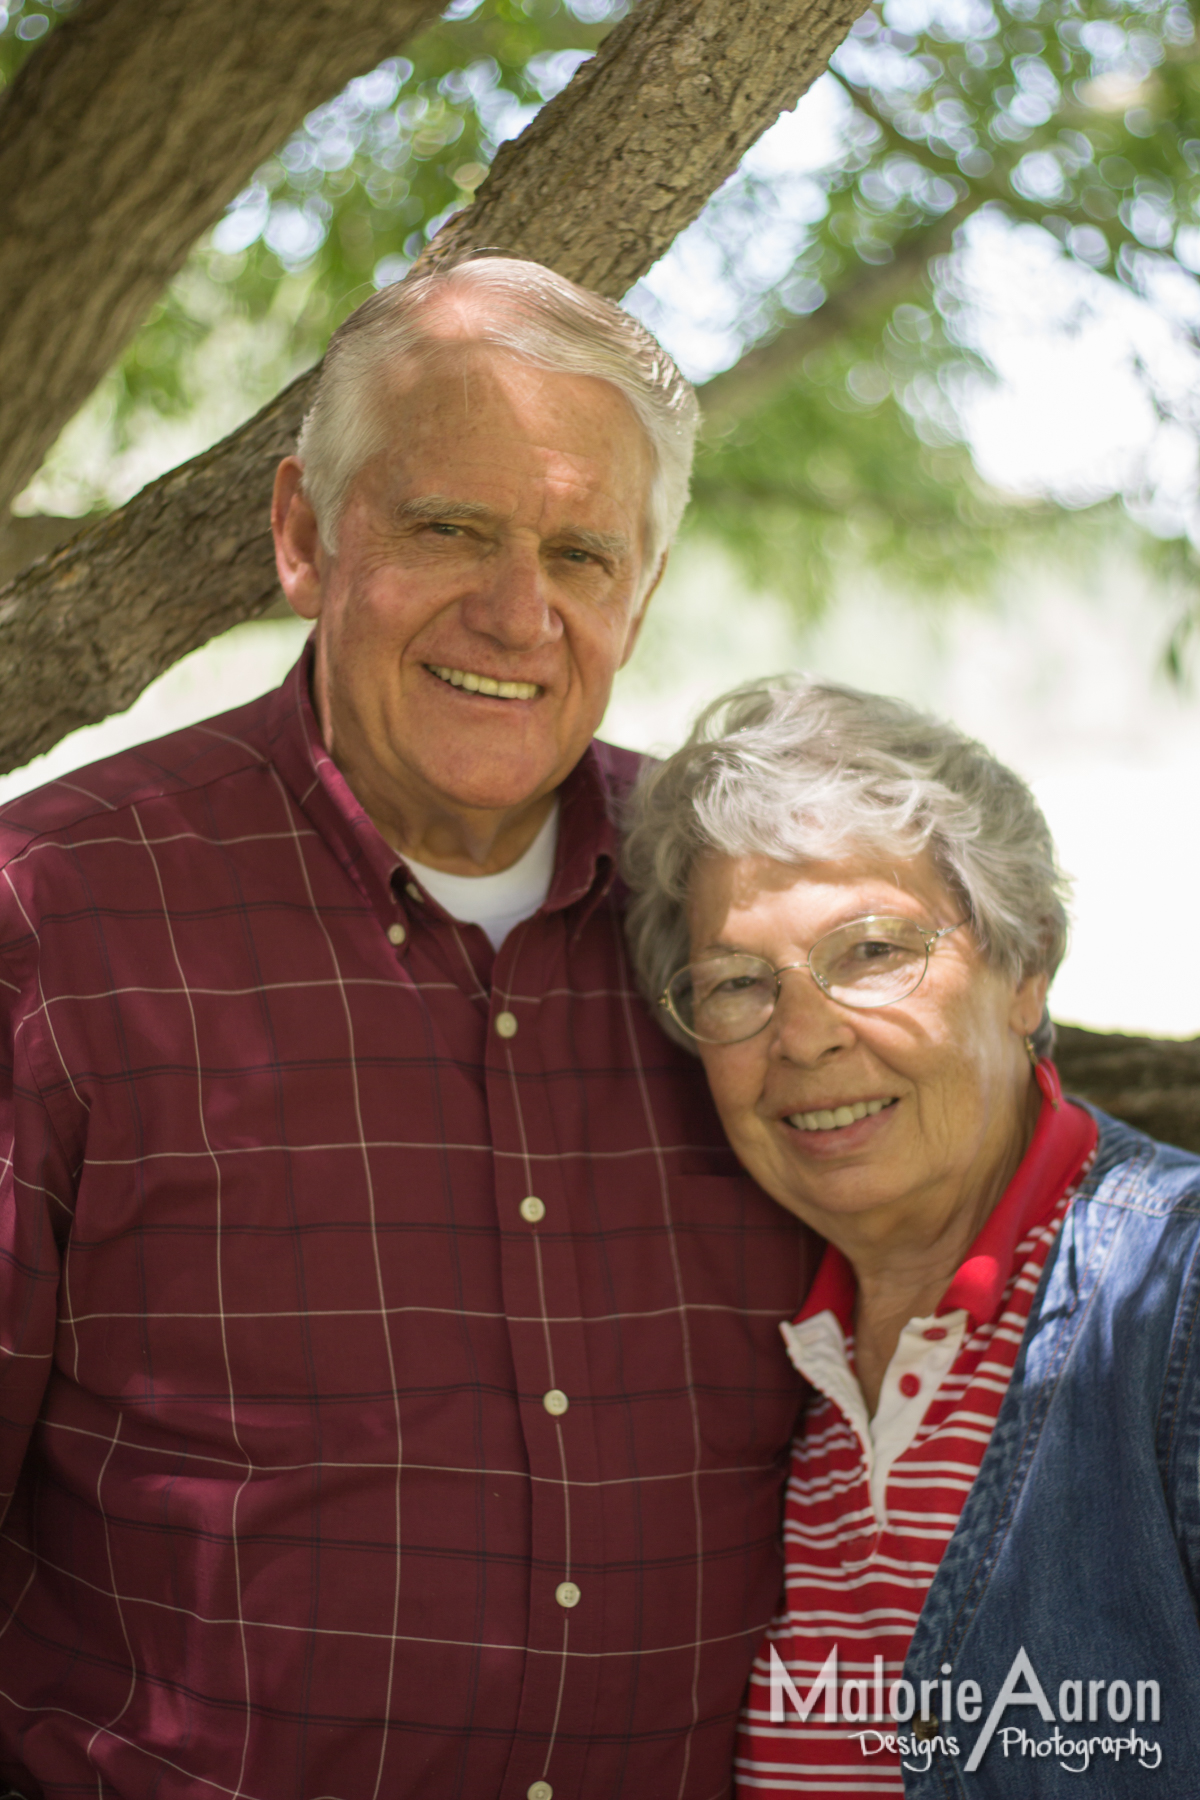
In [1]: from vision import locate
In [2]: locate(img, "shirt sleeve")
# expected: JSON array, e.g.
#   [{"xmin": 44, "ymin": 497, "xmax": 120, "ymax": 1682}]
[{"xmin": 0, "ymin": 946, "xmax": 67, "ymax": 1527}]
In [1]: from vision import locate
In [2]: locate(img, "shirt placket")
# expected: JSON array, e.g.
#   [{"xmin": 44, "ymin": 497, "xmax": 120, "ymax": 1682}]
[{"xmin": 486, "ymin": 921, "xmax": 604, "ymax": 1800}]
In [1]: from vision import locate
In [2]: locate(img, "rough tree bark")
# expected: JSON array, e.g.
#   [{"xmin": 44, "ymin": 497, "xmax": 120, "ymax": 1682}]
[
  {"xmin": 0, "ymin": 514, "xmax": 78, "ymax": 584},
  {"xmin": 422, "ymin": 0, "xmax": 863, "ymax": 293},
  {"xmin": 0, "ymin": 0, "xmax": 868, "ymax": 775},
  {"xmin": 0, "ymin": 0, "xmax": 445, "ymax": 520},
  {"xmin": 1054, "ymin": 1027, "xmax": 1200, "ymax": 1153}
]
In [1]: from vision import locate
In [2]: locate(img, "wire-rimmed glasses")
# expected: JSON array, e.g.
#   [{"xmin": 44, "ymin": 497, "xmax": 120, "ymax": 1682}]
[{"xmin": 659, "ymin": 915, "xmax": 965, "ymax": 1046}]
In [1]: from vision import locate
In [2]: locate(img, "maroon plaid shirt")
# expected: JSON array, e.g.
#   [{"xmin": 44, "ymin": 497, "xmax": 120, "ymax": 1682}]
[{"xmin": 0, "ymin": 651, "xmax": 812, "ymax": 1800}]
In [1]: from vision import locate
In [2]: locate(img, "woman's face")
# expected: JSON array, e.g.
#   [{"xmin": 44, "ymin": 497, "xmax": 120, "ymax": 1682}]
[{"xmin": 686, "ymin": 847, "xmax": 1049, "ymax": 1240}]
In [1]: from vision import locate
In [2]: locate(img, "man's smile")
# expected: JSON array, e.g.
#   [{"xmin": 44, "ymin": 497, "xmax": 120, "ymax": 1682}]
[{"xmin": 426, "ymin": 662, "xmax": 542, "ymax": 701}]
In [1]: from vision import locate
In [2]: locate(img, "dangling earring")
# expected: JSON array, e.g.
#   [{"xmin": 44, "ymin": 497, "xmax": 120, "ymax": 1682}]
[{"xmin": 1025, "ymin": 1032, "xmax": 1061, "ymax": 1109}]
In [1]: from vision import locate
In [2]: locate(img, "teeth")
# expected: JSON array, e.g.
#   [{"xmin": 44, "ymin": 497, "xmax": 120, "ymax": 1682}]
[
  {"xmin": 430, "ymin": 665, "xmax": 538, "ymax": 701},
  {"xmin": 787, "ymin": 1098, "xmax": 894, "ymax": 1133}
]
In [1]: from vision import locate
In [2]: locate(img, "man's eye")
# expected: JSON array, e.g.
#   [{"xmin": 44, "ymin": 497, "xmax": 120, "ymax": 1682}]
[{"xmin": 426, "ymin": 521, "xmax": 463, "ymax": 537}]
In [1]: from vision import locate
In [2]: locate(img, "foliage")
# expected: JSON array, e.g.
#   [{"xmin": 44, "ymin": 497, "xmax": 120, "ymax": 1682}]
[
  {"xmin": 826, "ymin": 0, "xmax": 1200, "ymax": 545},
  {"xmin": 0, "ymin": 0, "xmax": 73, "ymax": 81},
  {"xmin": 689, "ymin": 307, "xmax": 1071, "ymax": 616},
  {"xmin": 831, "ymin": 0, "xmax": 1200, "ymax": 302},
  {"xmin": 6, "ymin": 0, "xmax": 1200, "ymax": 635},
  {"xmin": 627, "ymin": 0, "xmax": 1200, "ymax": 612}
]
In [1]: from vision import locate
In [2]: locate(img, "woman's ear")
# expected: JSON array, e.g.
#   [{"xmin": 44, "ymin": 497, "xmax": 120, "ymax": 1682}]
[
  {"xmin": 1009, "ymin": 970, "xmax": 1051, "ymax": 1040},
  {"xmin": 272, "ymin": 458, "xmax": 325, "ymax": 620}
]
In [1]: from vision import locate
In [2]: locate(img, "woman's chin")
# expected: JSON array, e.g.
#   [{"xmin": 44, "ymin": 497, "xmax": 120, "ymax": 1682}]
[{"xmin": 740, "ymin": 1105, "xmax": 913, "ymax": 1226}]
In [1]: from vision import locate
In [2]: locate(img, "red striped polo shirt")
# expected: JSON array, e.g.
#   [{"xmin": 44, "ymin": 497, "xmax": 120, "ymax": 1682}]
[{"xmin": 736, "ymin": 1066, "xmax": 1098, "ymax": 1796}]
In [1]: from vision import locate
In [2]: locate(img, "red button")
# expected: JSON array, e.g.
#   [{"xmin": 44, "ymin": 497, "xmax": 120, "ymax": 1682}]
[
  {"xmin": 899, "ymin": 1372, "xmax": 921, "ymax": 1398},
  {"xmin": 923, "ymin": 1326, "xmax": 947, "ymax": 1341}
]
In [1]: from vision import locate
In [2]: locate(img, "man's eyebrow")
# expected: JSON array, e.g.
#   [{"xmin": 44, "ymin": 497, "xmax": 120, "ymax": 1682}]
[
  {"xmin": 393, "ymin": 495, "xmax": 496, "ymax": 525},
  {"xmin": 556, "ymin": 527, "xmax": 630, "ymax": 560},
  {"xmin": 393, "ymin": 498, "xmax": 630, "ymax": 561}
]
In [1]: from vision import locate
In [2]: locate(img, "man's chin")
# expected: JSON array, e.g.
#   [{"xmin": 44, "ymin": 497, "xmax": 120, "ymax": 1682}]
[
  {"xmin": 405, "ymin": 718, "xmax": 591, "ymax": 819},
  {"xmin": 410, "ymin": 746, "xmax": 573, "ymax": 820}
]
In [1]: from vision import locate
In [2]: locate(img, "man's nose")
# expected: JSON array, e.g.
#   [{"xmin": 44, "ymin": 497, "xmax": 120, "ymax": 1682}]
[
  {"xmin": 767, "ymin": 968, "xmax": 857, "ymax": 1066},
  {"xmin": 460, "ymin": 543, "xmax": 562, "ymax": 651}
]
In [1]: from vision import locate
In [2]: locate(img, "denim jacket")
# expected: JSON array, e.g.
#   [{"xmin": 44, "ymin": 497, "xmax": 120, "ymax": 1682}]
[{"xmin": 900, "ymin": 1108, "xmax": 1200, "ymax": 1795}]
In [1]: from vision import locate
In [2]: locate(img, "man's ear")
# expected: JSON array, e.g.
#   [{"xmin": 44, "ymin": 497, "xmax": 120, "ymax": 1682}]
[
  {"xmin": 618, "ymin": 551, "xmax": 669, "ymax": 669},
  {"xmin": 272, "ymin": 458, "xmax": 325, "ymax": 620}
]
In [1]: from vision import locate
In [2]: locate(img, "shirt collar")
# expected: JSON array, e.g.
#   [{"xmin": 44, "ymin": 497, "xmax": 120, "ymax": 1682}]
[
  {"xmin": 795, "ymin": 1063, "xmax": 1099, "ymax": 1335},
  {"xmin": 265, "ymin": 642, "xmax": 620, "ymax": 923}
]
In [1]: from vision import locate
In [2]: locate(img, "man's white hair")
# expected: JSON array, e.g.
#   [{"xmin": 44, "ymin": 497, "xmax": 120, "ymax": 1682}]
[
  {"xmin": 295, "ymin": 255, "xmax": 700, "ymax": 583},
  {"xmin": 623, "ymin": 676, "xmax": 1071, "ymax": 1055}
]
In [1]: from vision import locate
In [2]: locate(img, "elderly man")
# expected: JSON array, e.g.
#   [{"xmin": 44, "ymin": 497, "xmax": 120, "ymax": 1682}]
[{"xmin": 0, "ymin": 258, "xmax": 810, "ymax": 1799}]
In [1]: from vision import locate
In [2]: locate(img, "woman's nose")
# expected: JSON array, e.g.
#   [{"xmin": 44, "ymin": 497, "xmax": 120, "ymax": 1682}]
[{"xmin": 767, "ymin": 967, "xmax": 857, "ymax": 1065}]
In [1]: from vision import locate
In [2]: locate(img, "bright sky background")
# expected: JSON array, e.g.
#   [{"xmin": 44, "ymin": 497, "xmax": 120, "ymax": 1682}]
[{"xmin": 8, "ymin": 75, "xmax": 1200, "ymax": 1040}]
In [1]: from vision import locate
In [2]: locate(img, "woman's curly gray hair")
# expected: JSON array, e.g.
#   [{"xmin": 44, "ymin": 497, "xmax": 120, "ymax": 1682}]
[{"xmin": 622, "ymin": 676, "xmax": 1070, "ymax": 1055}]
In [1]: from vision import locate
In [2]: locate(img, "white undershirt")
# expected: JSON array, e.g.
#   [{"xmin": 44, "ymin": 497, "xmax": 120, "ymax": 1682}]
[{"xmin": 403, "ymin": 803, "xmax": 560, "ymax": 951}]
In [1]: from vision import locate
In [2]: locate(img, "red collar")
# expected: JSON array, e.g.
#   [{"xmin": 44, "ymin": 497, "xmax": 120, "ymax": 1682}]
[{"xmin": 796, "ymin": 1063, "xmax": 1098, "ymax": 1334}]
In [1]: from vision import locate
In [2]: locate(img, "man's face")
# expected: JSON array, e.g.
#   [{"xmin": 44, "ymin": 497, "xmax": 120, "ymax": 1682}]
[{"xmin": 276, "ymin": 346, "xmax": 656, "ymax": 846}]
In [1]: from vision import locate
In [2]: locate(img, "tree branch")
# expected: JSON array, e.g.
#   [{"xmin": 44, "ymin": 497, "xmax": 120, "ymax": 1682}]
[
  {"xmin": 0, "ymin": 372, "xmax": 313, "ymax": 771},
  {"xmin": 697, "ymin": 202, "xmax": 970, "ymax": 427},
  {"xmin": 423, "ymin": 0, "xmax": 870, "ymax": 298},
  {"xmin": 0, "ymin": 513, "xmax": 82, "ymax": 584},
  {"xmin": 0, "ymin": 0, "xmax": 446, "ymax": 518},
  {"xmin": 0, "ymin": 0, "xmax": 869, "ymax": 776}
]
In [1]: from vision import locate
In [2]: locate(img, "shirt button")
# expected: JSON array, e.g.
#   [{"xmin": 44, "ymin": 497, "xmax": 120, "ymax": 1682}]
[
  {"xmin": 405, "ymin": 882, "xmax": 423, "ymax": 902},
  {"xmin": 923, "ymin": 1326, "xmax": 947, "ymax": 1341},
  {"xmin": 528, "ymin": 1784, "xmax": 553, "ymax": 1800},
  {"xmin": 543, "ymin": 1389, "xmax": 569, "ymax": 1416},
  {"xmin": 386, "ymin": 923, "xmax": 406, "ymax": 946},
  {"xmin": 899, "ymin": 1372, "xmax": 921, "ymax": 1398},
  {"xmin": 555, "ymin": 1581, "xmax": 581, "ymax": 1609},
  {"xmin": 519, "ymin": 1196, "xmax": 546, "ymax": 1223},
  {"xmin": 495, "ymin": 1011, "xmax": 518, "ymax": 1038}
]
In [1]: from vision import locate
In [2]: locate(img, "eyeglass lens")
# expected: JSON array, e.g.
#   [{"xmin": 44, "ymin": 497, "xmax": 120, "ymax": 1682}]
[{"xmin": 668, "ymin": 916, "xmax": 935, "ymax": 1043}]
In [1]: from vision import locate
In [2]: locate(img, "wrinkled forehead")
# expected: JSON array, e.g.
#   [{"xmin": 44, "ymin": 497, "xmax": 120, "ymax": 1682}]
[
  {"xmin": 686, "ymin": 845, "xmax": 957, "ymax": 946},
  {"xmin": 389, "ymin": 336, "xmax": 647, "ymax": 441},
  {"xmin": 363, "ymin": 337, "xmax": 657, "ymax": 538}
]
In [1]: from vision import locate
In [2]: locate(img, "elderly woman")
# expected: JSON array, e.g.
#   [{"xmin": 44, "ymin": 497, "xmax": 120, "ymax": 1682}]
[{"xmin": 623, "ymin": 677, "xmax": 1200, "ymax": 1796}]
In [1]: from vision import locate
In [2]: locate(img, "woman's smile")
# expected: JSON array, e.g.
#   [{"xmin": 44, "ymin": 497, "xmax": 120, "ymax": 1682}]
[{"xmin": 781, "ymin": 1092, "xmax": 899, "ymax": 1148}]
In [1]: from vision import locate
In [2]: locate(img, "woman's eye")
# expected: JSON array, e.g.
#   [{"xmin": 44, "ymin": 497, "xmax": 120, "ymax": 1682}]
[
  {"xmin": 854, "ymin": 939, "xmax": 902, "ymax": 962},
  {"xmin": 696, "ymin": 974, "xmax": 740, "ymax": 999},
  {"xmin": 704, "ymin": 974, "xmax": 772, "ymax": 1003}
]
